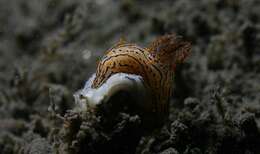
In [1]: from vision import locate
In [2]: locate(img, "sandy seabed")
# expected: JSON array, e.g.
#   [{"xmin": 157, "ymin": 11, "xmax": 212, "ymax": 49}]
[{"xmin": 0, "ymin": 0, "xmax": 260, "ymax": 154}]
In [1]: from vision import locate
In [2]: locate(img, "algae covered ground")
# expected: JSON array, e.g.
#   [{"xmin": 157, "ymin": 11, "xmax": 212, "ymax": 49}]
[{"xmin": 0, "ymin": 0, "xmax": 260, "ymax": 153}]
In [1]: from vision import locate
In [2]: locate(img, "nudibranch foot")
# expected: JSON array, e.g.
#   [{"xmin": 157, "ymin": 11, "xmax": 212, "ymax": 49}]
[{"xmin": 74, "ymin": 73, "xmax": 151, "ymax": 112}]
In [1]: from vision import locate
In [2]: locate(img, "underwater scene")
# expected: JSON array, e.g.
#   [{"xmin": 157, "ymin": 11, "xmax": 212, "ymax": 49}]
[{"xmin": 0, "ymin": 0, "xmax": 260, "ymax": 153}]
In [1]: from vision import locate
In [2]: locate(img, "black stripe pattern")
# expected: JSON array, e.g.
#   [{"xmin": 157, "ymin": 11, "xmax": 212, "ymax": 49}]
[{"xmin": 91, "ymin": 43, "xmax": 175, "ymax": 116}]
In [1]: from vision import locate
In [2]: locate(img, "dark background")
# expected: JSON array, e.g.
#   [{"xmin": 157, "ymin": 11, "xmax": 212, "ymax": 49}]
[{"xmin": 0, "ymin": 0, "xmax": 260, "ymax": 153}]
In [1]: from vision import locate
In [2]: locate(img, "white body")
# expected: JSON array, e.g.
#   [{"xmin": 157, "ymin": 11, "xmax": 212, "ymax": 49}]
[{"xmin": 74, "ymin": 73, "xmax": 150, "ymax": 111}]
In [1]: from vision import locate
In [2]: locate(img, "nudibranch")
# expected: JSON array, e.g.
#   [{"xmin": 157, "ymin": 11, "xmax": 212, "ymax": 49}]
[{"xmin": 74, "ymin": 34, "xmax": 191, "ymax": 124}]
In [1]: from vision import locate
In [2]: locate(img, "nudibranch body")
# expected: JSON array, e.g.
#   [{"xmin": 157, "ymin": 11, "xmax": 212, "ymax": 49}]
[{"xmin": 75, "ymin": 34, "xmax": 191, "ymax": 123}]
